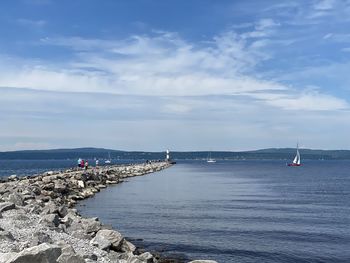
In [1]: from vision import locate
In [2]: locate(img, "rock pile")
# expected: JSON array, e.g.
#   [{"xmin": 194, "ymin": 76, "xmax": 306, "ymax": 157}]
[{"xmin": 0, "ymin": 162, "xmax": 172, "ymax": 263}]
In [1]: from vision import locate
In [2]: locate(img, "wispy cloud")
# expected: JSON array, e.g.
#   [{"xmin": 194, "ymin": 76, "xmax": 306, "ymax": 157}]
[
  {"xmin": 0, "ymin": 30, "xmax": 347, "ymax": 114},
  {"xmin": 2, "ymin": 4, "xmax": 350, "ymax": 151},
  {"xmin": 17, "ymin": 18, "xmax": 46, "ymax": 28},
  {"xmin": 313, "ymin": 0, "xmax": 336, "ymax": 10},
  {"xmin": 341, "ymin": 47, "xmax": 350, "ymax": 52}
]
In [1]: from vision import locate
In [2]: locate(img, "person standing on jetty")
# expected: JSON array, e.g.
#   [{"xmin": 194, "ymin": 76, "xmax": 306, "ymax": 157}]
[
  {"xmin": 84, "ymin": 160, "xmax": 89, "ymax": 170},
  {"xmin": 77, "ymin": 158, "xmax": 82, "ymax": 168}
]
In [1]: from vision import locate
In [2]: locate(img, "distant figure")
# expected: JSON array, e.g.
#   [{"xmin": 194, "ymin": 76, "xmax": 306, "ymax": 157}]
[
  {"xmin": 95, "ymin": 159, "xmax": 99, "ymax": 167},
  {"xmin": 77, "ymin": 158, "xmax": 82, "ymax": 168},
  {"xmin": 81, "ymin": 159, "xmax": 85, "ymax": 169},
  {"xmin": 85, "ymin": 161, "xmax": 89, "ymax": 170}
]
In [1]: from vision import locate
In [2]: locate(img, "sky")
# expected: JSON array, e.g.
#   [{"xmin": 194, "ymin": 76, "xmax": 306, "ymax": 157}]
[{"xmin": 1, "ymin": 0, "xmax": 350, "ymax": 151}]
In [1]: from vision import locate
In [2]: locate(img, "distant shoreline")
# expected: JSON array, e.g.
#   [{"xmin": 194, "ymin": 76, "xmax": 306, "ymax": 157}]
[{"xmin": 1, "ymin": 147, "xmax": 350, "ymax": 160}]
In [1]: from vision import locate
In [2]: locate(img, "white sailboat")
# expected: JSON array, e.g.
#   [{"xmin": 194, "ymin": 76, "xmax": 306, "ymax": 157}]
[
  {"xmin": 105, "ymin": 152, "xmax": 111, "ymax": 164},
  {"xmin": 288, "ymin": 144, "xmax": 301, "ymax": 166},
  {"xmin": 207, "ymin": 152, "xmax": 216, "ymax": 163}
]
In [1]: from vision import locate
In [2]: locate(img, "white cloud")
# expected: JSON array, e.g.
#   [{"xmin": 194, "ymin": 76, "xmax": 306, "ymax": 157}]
[
  {"xmin": 255, "ymin": 18, "xmax": 280, "ymax": 30},
  {"xmin": 314, "ymin": 0, "xmax": 336, "ymax": 10},
  {"xmin": 0, "ymin": 30, "xmax": 347, "ymax": 113},
  {"xmin": 260, "ymin": 92, "xmax": 348, "ymax": 111}
]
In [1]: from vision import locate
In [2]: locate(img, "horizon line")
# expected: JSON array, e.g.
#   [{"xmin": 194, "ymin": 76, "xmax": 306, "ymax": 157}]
[{"xmin": 2, "ymin": 146, "xmax": 350, "ymax": 153}]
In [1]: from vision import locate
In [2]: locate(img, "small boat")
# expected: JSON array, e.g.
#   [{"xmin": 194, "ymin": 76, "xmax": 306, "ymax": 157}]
[
  {"xmin": 288, "ymin": 145, "xmax": 301, "ymax": 166},
  {"xmin": 207, "ymin": 152, "xmax": 216, "ymax": 163},
  {"xmin": 105, "ymin": 152, "xmax": 111, "ymax": 164}
]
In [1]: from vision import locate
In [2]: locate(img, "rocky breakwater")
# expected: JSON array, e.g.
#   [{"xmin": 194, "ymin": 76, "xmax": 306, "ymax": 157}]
[{"xmin": 0, "ymin": 162, "xmax": 181, "ymax": 263}]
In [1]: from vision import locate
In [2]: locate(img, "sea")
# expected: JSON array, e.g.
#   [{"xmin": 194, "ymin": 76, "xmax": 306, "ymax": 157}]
[{"xmin": 1, "ymin": 159, "xmax": 350, "ymax": 262}]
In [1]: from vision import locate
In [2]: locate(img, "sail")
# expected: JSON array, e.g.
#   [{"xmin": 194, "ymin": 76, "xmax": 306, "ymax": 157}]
[
  {"xmin": 292, "ymin": 154, "xmax": 298, "ymax": 164},
  {"xmin": 296, "ymin": 149, "xmax": 301, "ymax": 165},
  {"xmin": 292, "ymin": 148, "xmax": 301, "ymax": 164}
]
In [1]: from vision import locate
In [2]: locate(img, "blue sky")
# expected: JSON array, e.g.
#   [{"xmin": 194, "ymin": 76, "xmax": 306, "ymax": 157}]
[{"xmin": 1, "ymin": 0, "xmax": 350, "ymax": 151}]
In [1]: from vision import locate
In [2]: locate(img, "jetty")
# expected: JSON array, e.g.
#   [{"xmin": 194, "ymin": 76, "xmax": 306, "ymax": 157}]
[{"xmin": 0, "ymin": 162, "xmax": 175, "ymax": 263}]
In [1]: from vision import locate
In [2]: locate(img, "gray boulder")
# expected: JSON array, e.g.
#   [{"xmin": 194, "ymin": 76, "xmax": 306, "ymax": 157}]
[
  {"xmin": 28, "ymin": 204, "xmax": 42, "ymax": 214},
  {"xmin": 14, "ymin": 213, "xmax": 30, "ymax": 221},
  {"xmin": 90, "ymin": 234, "xmax": 111, "ymax": 251},
  {"xmin": 121, "ymin": 239, "xmax": 136, "ymax": 253},
  {"xmin": 30, "ymin": 231, "xmax": 52, "ymax": 246},
  {"xmin": 0, "ymin": 230, "xmax": 15, "ymax": 242},
  {"xmin": 66, "ymin": 219, "xmax": 85, "ymax": 233},
  {"xmin": 8, "ymin": 193, "xmax": 25, "ymax": 206},
  {"xmin": 58, "ymin": 206, "xmax": 68, "ymax": 218},
  {"xmin": 41, "ymin": 201, "xmax": 58, "ymax": 215},
  {"xmin": 83, "ymin": 217, "xmax": 102, "ymax": 234},
  {"xmin": 54, "ymin": 180, "xmax": 68, "ymax": 194},
  {"xmin": 95, "ymin": 229, "xmax": 124, "ymax": 251},
  {"xmin": 138, "ymin": 252, "xmax": 154, "ymax": 263},
  {"xmin": 8, "ymin": 175, "xmax": 18, "ymax": 181},
  {"xmin": 39, "ymin": 213, "xmax": 60, "ymax": 227},
  {"xmin": 0, "ymin": 185, "xmax": 9, "ymax": 195},
  {"xmin": 0, "ymin": 252, "xmax": 17, "ymax": 262},
  {"xmin": 42, "ymin": 182, "xmax": 55, "ymax": 191},
  {"xmin": 0, "ymin": 202, "xmax": 15, "ymax": 212},
  {"xmin": 6, "ymin": 243, "xmax": 62, "ymax": 263},
  {"xmin": 30, "ymin": 186, "xmax": 41, "ymax": 195},
  {"xmin": 57, "ymin": 245, "xmax": 85, "ymax": 263}
]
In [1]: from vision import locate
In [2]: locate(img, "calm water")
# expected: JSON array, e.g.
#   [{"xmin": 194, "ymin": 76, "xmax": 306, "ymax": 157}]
[{"xmin": 76, "ymin": 160, "xmax": 350, "ymax": 263}]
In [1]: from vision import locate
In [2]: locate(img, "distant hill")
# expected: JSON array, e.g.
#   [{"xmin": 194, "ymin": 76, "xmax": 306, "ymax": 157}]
[
  {"xmin": 0, "ymin": 148, "xmax": 124, "ymax": 160},
  {"xmin": 1, "ymin": 147, "xmax": 350, "ymax": 160}
]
